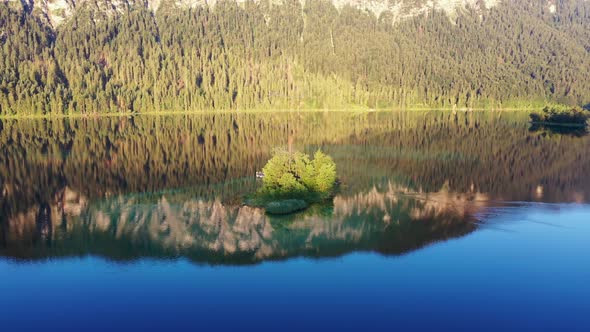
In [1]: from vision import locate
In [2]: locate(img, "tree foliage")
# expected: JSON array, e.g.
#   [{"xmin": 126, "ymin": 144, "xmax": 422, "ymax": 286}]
[{"xmin": 260, "ymin": 148, "xmax": 337, "ymax": 200}]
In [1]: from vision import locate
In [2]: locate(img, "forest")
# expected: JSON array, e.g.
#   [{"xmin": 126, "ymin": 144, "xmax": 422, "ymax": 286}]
[{"xmin": 1, "ymin": 0, "xmax": 590, "ymax": 115}]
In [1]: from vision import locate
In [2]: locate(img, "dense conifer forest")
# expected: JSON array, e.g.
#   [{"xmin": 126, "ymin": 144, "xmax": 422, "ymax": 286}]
[{"xmin": 1, "ymin": 0, "xmax": 590, "ymax": 115}]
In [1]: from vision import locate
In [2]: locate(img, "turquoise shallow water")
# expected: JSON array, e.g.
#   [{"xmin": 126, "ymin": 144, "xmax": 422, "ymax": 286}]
[{"xmin": 1, "ymin": 112, "xmax": 589, "ymax": 330}]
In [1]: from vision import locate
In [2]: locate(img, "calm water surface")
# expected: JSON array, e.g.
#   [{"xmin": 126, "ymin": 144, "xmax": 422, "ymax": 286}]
[{"xmin": 0, "ymin": 111, "xmax": 589, "ymax": 331}]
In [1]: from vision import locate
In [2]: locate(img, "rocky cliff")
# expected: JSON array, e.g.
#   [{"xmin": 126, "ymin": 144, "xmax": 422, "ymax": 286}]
[{"xmin": 2, "ymin": 0, "xmax": 505, "ymax": 28}]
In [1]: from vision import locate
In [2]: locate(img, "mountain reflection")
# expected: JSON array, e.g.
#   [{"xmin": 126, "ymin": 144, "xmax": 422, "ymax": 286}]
[
  {"xmin": 2, "ymin": 111, "xmax": 590, "ymax": 263},
  {"xmin": 0, "ymin": 184, "xmax": 481, "ymax": 264}
]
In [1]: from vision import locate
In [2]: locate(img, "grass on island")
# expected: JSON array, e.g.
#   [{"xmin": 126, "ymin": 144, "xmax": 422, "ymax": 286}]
[
  {"xmin": 264, "ymin": 199, "xmax": 309, "ymax": 215},
  {"xmin": 246, "ymin": 148, "xmax": 337, "ymax": 215}
]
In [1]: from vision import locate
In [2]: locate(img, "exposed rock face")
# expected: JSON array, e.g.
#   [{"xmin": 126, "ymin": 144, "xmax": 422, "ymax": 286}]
[
  {"xmin": 332, "ymin": 0, "xmax": 499, "ymax": 20},
  {"xmin": 8, "ymin": 0, "xmax": 584, "ymax": 29},
  {"xmin": 2, "ymin": 0, "xmax": 504, "ymax": 28},
  {"xmin": 8, "ymin": 0, "xmax": 589, "ymax": 25}
]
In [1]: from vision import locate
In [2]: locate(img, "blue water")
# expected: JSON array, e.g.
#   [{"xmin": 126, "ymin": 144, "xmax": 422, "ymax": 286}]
[{"xmin": 1, "ymin": 204, "xmax": 588, "ymax": 331}]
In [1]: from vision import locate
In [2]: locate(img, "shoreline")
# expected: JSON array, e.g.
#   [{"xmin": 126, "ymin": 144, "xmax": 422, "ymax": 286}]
[{"xmin": 0, "ymin": 107, "xmax": 541, "ymax": 120}]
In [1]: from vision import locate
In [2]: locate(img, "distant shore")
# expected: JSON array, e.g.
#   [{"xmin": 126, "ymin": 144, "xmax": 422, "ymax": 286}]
[{"xmin": 0, "ymin": 107, "xmax": 544, "ymax": 120}]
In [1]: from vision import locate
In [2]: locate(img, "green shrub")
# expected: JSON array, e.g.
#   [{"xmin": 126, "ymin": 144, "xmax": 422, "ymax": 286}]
[
  {"xmin": 313, "ymin": 150, "xmax": 337, "ymax": 193},
  {"xmin": 251, "ymin": 148, "xmax": 337, "ymax": 212},
  {"xmin": 261, "ymin": 148, "xmax": 336, "ymax": 196},
  {"xmin": 277, "ymin": 172, "xmax": 307, "ymax": 194}
]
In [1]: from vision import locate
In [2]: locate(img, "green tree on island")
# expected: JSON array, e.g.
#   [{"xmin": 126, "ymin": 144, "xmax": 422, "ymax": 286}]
[{"xmin": 250, "ymin": 148, "xmax": 337, "ymax": 215}]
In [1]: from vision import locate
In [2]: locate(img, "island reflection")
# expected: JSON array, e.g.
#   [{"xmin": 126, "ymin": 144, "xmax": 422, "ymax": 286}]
[{"xmin": 0, "ymin": 183, "xmax": 482, "ymax": 264}]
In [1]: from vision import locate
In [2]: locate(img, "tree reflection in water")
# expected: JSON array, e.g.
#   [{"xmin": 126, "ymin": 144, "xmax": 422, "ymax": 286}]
[
  {"xmin": 1, "ymin": 111, "xmax": 589, "ymax": 263},
  {"xmin": 0, "ymin": 183, "xmax": 482, "ymax": 264}
]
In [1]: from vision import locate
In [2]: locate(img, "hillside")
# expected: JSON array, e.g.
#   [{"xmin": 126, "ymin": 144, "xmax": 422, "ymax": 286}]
[{"xmin": 1, "ymin": 0, "xmax": 589, "ymax": 114}]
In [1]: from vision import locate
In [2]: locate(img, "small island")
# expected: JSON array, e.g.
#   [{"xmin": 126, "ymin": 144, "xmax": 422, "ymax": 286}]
[
  {"xmin": 247, "ymin": 149, "xmax": 337, "ymax": 215},
  {"xmin": 530, "ymin": 105, "xmax": 590, "ymax": 128}
]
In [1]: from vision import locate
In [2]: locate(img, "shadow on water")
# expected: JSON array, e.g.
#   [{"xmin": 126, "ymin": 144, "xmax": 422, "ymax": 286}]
[
  {"xmin": 1, "ymin": 111, "xmax": 590, "ymax": 264},
  {"xmin": 529, "ymin": 123, "xmax": 588, "ymax": 137}
]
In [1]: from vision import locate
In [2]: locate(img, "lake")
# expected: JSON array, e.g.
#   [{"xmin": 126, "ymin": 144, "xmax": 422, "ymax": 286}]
[{"xmin": 1, "ymin": 111, "xmax": 589, "ymax": 331}]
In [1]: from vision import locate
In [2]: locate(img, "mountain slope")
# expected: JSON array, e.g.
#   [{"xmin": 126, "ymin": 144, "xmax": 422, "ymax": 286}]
[
  {"xmin": 4, "ymin": 0, "xmax": 502, "ymax": 28},
  {"xmin": 0, "ymin": 0, "xmax": 589, "ymax": 114}
]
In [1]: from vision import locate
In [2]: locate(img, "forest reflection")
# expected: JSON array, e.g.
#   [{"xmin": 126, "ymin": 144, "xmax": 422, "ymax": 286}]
[
  {"xmin": 1, "ymin": 111, "xmax": 589, "ymax": 263},
  {"xmin": 0, "ymin": 182, "xmax": 481, "ymax": 263}
]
